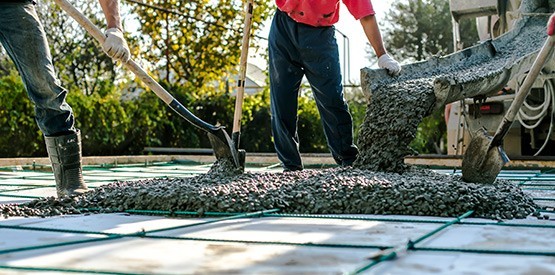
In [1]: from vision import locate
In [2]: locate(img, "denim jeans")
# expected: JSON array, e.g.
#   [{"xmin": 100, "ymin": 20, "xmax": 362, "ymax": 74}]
[
  {"xmin": 268, "ymin": 10, "xmax": 359, "ymax": 171},
  {"xmin": 0, "ymin": 2, "xmax": 76, "ymax": 136}
]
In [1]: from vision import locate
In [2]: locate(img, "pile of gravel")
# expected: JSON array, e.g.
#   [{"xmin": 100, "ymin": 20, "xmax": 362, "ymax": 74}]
[{"xmin": 1, "ymin": 168, "xmax": 536, "ymax": 220}]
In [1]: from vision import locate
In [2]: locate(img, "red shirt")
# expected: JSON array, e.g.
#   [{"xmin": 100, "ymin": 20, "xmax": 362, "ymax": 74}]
[{"xmin": 276, "ymin": 0, "xmax": 375, "ymax": 27}]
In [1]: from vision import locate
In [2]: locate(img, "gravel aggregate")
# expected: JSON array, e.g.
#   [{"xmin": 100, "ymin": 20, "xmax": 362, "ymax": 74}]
[
  {"xmin": 1, "ymin": 167, "xmax": 536, "ymax": 220},
  {"xmin": 354, "ymin": 81, "xmax": 435, "ymax": 172}
]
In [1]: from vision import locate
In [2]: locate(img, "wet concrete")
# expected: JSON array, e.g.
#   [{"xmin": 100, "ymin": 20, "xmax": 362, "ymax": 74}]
[
  {"xmin": 354, "ymin": 81, "xmax": 436, "ymax": 172},
  {"xmin": 355, "ymin": 13, "xmax": 548, "ymax": 173},
  {"xmin": 1, "ymin": 168, "xmax": 536, "ymax": 220},
  {"xmin": 207, "ymin": 158, "xmax": 243, "ymax": 176}
]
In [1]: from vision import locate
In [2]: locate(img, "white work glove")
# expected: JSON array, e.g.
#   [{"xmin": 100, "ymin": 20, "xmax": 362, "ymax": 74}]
[
  {"xmin": 378, "ymin": 53, "xmax": 401, "ymax": 76},
  {"xmin": 102, "ymin": 28, "xmax": 131, "ymax": 62}
]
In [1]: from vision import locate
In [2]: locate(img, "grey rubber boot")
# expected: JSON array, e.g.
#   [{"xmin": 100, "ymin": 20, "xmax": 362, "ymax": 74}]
[{"xmin": 45, "ymin": 130, "xmax": 88, "ymax": 197}]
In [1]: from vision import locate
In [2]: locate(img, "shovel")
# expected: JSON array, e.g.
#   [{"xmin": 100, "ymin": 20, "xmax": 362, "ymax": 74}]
[
  {"xmin": 53, "ymin": 0, "xmax": 242, "ymax": 169},
  {"xmin": 462, "ymin": 13, "xmax": 555, "ymax": 184},
  {"xmin": 230, "ymin": 0, "xmax": 255, "ymax": 167}
]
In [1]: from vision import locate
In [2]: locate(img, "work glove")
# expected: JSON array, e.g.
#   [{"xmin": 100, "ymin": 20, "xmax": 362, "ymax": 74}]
[
  {"xmin": 102, "ymin": 28, "xmax": 131, "ymax": 62},
  {"xmin": 378, "ymin": 53, "xmax": 401, "ymax": 76}
]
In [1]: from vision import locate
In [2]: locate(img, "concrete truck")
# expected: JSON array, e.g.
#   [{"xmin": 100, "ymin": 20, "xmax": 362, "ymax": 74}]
[{"xmin": 447, "ymin": 0, "xmax": 555, "ymax": 158}]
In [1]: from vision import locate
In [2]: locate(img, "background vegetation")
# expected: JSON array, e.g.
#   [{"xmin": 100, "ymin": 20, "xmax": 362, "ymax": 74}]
[{"xmin": 0, "ymin": 0, "xmax": 478, "ymax": 157}]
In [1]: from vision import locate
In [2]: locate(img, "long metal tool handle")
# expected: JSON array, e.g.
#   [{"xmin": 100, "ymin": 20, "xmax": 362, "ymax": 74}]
[
  {"xmin": 231, "ymin": 0, "xmax": 254, "ymax": 148},
  {"xmin": 53, "ymin": 0, "xmax": 220, "ymax": 133},
  {"xmin": 491, "ymin": 16, "xmax": 555, "ymax": 147}
]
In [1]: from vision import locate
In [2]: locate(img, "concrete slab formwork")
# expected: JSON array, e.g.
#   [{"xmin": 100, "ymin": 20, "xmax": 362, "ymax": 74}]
[{"xmin": 0, "ymin": 161, "xmax": 554, "ymax": 274}]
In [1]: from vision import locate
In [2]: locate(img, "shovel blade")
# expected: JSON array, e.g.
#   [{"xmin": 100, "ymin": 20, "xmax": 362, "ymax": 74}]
[
  {"xmin": 207, "ymin": 128, "xmax": 244, "ymax": 171},
  {"xmin": 462, "ymin": 129, "xmax": 510, "ymax": 184}
]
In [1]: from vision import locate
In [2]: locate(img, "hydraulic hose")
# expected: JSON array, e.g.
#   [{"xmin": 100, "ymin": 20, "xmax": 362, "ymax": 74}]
[
  {"xmin": 517, "ymin": 77, "xmax": 553, "ymax": 128},
  {"xmin": 516, "ymin": 77, "xmax": 555, "ymax": 155}
]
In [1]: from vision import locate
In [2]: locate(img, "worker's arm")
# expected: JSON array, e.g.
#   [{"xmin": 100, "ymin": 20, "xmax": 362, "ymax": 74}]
[
  {"xmin": 360, "ymin": 14, "xmax": 401, "ymax": 76},
  {"xmin": 98, "ymin": 0, "xmax": 130, "ymax": 62}
]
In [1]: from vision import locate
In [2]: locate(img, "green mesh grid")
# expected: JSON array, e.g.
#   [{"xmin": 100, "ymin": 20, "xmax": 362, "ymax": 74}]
[{"xmin": 0, "ymin": 161, "xmax": 553, "ymax": 274}]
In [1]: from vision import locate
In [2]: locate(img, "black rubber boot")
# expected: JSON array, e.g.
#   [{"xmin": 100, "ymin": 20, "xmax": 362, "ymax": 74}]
[{"xmin": 45, "ymin": 130, "xmax": 88, "ymax": 197}]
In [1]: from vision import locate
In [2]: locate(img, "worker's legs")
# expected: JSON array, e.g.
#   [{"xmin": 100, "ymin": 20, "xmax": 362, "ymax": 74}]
[
  {"xmin": 0, "ymin": 3, "xmax": 87, "ymax": 197},
  {"xmin": 300, "ymin": 25, "xmax": 358, "ymax": 166},
  {"xmin": 0, "ymin": 2, "xmax": 75, "ymax": 137},
  {"xmin": 269, "ymin": 10, "xmax": 305, "ymax": 171}
]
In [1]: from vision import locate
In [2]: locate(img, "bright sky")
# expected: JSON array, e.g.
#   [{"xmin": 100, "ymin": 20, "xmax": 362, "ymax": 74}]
[{"xmin": 250, "ymin": 0, "xmax": 395, "ymax": 84}]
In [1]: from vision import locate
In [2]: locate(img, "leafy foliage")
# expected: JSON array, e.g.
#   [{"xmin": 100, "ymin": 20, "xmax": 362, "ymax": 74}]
[
  {"xmin": 382, "ymin": 0, "xmax": 479, "ymax": 62},
  {"xmin": 297, "ymin": 94, "xmax": 328, "ymax": 153},
  {"xmin": 410, "ymin": 109, "xmax": 446, "ymax": 154},
  {"xmin": 130, "ymin": 0, "xmax": 273, "ymax": 91},
  {"xmin": 0, "ymin": 73, "xmax": 44, "ymax": 156},
  {"xmin": 0, "ymin": 69, "xmax": 336, "ymax": 157},
  {"xmin": 347, "ymin": 89, "xmax": 369, "ymax": 143},
  {"xmin": 0, "ymin": 0, "xmax": 335, "ymax": 157},
  {"xmin": 237, "ymin": 89, "xmax": 274, "ymax": 152},
  {"xmin": 36, "ymin": 2, "xmax": 120, "ymax": 95}
]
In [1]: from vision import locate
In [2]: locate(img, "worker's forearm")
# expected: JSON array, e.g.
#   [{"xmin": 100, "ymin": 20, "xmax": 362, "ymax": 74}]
[
  {"xmin": 360, "ymin": 14, "xmax": 387, "ymax": 58},
  {"xmin": 99, "ymin": 0, "xmax": 123, "ymax": 30}
]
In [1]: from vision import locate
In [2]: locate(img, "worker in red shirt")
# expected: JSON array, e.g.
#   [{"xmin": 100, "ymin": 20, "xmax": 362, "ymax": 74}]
[{"xmin": 269, "ymin": 0, "xmax": 401, "ymax": 171}]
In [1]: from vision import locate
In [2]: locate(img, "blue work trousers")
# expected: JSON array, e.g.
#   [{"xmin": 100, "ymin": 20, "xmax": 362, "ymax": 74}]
[
  {"xmin": 269, "ymin": 10, "xmax": 358, "ymax": 171},
  {"xmin": 0, "ymin": 2, "xmax": 76, "ymax": 137}
]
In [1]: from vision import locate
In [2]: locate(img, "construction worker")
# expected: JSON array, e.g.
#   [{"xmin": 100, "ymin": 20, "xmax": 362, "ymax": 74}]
[
  {"xmin": 0, "ymin": 0, "xmax": 130, "ymax": 197},
  {"xmin": 269, "ymin": 0, "xmax": 401, "ymax": 171}
]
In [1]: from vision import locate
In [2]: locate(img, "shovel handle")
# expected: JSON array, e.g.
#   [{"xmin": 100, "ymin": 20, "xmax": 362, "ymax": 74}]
[
  {"xmin": 53, "ymin": 0, "xmax": 172, "ymax": 103},
  {"xmin": 491, "ymin": 14, "xmax": 555, "ymax": 146},
  {"xmin": 53, "ymin": 0, "xmax": 222, "ymax": 132},
  {"xmin": 232, "ymin": 0, "xmax": 254, "ymax": 143}
]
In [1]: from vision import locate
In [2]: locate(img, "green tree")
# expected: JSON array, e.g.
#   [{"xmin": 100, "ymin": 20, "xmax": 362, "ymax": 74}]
[
  {"xmin": 0, "ymin": 72, "xmax": 44, "ymax": 156},
  {"xmin": 36, "ymin": 2, "xmax": 122, "ymax": 96},
  {"xmin": 0, "ymin": 48, "xmax": 15, "ymax": 76},
  {"xmin": 382, "ymin": 0, "xmax": 479, "ymax": 62},
  {"xmin": 130, "ymin": 0, "xmax": 272, "ymax": 91}
]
